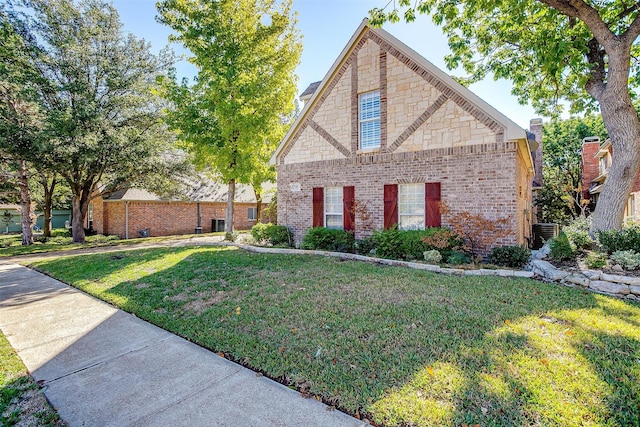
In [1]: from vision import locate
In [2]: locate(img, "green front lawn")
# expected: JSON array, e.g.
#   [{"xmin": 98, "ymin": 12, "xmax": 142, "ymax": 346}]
[
  {"xmin": 0, "ymin": 333, "xmax": 63, "ymax": 426},
  {"xmin": 30, "ymin": 246, "xmax": 640, "ymax": 426},
  {"xmin": 0, "ymin": 232, "xmax": 224, "ymax": 258}
]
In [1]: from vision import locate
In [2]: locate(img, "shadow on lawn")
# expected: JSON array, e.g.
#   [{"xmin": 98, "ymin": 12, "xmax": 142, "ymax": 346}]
[{"xmin": 32, "ymin": 247, "xmax": 640, "ymax": 427}]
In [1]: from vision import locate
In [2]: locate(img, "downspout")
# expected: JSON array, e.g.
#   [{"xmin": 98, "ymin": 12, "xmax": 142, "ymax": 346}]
[{"xmin": 125, "ymin": 201, "xmax": 129, "ymax": 239}]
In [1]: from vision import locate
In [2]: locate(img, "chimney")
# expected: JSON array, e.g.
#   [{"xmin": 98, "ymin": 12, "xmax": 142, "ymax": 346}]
[
  {"xmin": 581, "ymin": 136, "xmax": 601, "ymax": 201},
  {"xmin": 529, "ymin": 118, "xmax": 543, "ymax": 189}
]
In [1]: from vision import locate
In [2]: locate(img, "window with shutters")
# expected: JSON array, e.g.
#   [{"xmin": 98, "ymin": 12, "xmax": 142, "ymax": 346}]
[
  {"xmin": 359, "ymin": 91, "xmax": 380, "ymax": 150},
  {"xmin": 398, "ymin": 183, "xmax": 425, "ymax": 230},
  {"xmin": 324, "ymin": 187, "xmax": 343, "ymax": 229}
]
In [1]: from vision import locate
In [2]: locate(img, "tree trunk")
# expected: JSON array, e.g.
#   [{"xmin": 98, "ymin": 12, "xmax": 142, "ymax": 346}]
[
  {"xmin": 70, "ymin": 184, "xmax": 92, "ymax": 243},
  {"xmin": 254, "ymin": 187, "xmax": 262, "ymax": 223},
  {"xmin": 41, "ymin": 175, "xmax": 56, "ymax": 238},
  {"xmin": 16, "ymin": 160, "xmax": 33, "ymax": 245},
  {"xmin": 225, "ymin": 179, "xmax": 235, "ymax": 233},
  {"xmin": 590, "ymin": 82, "xmax": 640, "ymax": 232}
]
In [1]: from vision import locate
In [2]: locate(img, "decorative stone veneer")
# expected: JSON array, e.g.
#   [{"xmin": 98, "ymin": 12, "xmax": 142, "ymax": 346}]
[{"xmin": 531, "ymin": 259, "xmax": 640, "ymax": 301}]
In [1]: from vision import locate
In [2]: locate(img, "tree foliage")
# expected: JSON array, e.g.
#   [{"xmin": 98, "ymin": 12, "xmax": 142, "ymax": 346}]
[
  {"xmin": 7, "ymin": 0, "xmax": 189, "ymax": 243},
  {"xmin": 370, "ymin": 0, "xmax": 640, "ymax": 232},
  {"xmin": 156, "ymin": 0, "xmax": 302, "ymax": 232},
  {"xmin": 536, "ymin": 115, "xmax": 607, "ymax": 224}
]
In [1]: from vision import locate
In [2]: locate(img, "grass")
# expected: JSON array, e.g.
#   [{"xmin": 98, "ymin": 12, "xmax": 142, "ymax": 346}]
[
  {"xmin": 30, "ymin": 246, "xmax": 640, "ymax": 426},
  {"xmin": 0, "ymin": 232, "xmax": 225, "ymax": 258},
  {"xmin": 0, "ymin": 332, "xmax": 63, "ymax": 426}
]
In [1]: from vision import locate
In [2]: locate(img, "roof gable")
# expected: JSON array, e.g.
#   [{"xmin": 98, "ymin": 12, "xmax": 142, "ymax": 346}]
[{"xmin": 271, "ymin": 19, "xmax": 528, "ymax": 165}]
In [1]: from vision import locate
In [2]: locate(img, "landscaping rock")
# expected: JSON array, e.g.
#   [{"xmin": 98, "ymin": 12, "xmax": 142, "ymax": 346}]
[
  {"xmin": 512, "ymin": 271, "xmax": 535, "ymax": 278},
  {"xmin": 612, "ymin": 264, "xmax": 624, "ymax": 272},
  {"xmin": 582, "ymin": 270, "xmax": 602, "ymax": 280},
  {"xmin": 630, "ymin": 285, "xmax": 640, "ymax": 296},
  {"xmin": 626, "ymin": 294, "xmax": 638, "ymax": 301},
  {"xmin": 590, "ymin": 281, "xmax": 630, "ymax": 295},
  {"xmin": 496, "ymin": 269, "xmax": 515, "ymax": 277},
  {"xmin": 531, "ymin": 260, "xmax": 570, "ymax": 281},
  {"xmin": 564, "ymin": 274, "xmax": 590, "ymax": 287},
  {"xmin": 601, "ymin": 273, "xmax": 640, "ymax": 285},
  {"xmin": 439, "ymin": 267, "xmax": 466, "ymax": 275},
  {"xmin": 479, "ymin": 269, "xmax": 498, "ymax": 276}
]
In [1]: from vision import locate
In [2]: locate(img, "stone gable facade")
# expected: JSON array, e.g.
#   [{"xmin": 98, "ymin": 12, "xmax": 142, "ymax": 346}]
[{"xmin": 272, "ymin": 21, "xmax": 536, "ymax": 250}]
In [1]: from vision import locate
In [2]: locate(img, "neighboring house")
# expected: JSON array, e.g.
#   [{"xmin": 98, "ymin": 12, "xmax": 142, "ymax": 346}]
[
  {"xmin": 0, "ymin": 204, "xmax": 70, "ymax": 233},
  {"xmin": 582, "ymin": 137, "xmax": 640, "ymax": 224},
  {"xmin": 91, "ymin": 182, "xmax": 274, "ymax": 238},
  {"xmin": 270, "ymin": 20, "xmax": 537, "ymax": 249}
]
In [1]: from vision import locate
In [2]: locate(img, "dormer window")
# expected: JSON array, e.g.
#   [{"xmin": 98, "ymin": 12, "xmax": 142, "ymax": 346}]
[{"xmin": 359, "ymin": 90, "xmax": 380, "ymax": 150}]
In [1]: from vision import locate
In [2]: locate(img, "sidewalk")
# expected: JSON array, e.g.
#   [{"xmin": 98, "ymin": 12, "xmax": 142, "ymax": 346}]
[{"xmin": 0, "ymin": 262, "xmax": 365, "ymax": 427}]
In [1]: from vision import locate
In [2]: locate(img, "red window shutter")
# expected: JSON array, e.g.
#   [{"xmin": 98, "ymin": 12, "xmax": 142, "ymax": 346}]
[
  {"xmin": 343, "ymin": 186, "xmax": 355, "ymax": 232},
  {"xmin": 383, "ymin": 184, "xmax": 398, "ymax": 229},
  {"xmin": 425, "ymin": 182, "xmax": 441, "ymax": 228},
  {"xmin": 312, "ymin": 187, "xmax": 324, "ymax": 227}
]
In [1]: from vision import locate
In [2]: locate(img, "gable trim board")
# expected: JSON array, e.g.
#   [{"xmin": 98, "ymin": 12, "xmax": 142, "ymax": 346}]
[{"xmin": 271, "ymin": 19, "xmax": 534, "ymax": 173}]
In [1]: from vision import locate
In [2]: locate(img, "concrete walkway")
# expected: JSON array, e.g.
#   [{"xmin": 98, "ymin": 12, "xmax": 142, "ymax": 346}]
[{"xmin": 0, "ymin": 262, "xmax": 365, "ymax": 427}]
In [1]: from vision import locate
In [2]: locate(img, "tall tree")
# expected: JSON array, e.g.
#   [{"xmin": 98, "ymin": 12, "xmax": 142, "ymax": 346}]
[
  {"xmin": 11, "ymin": 0, "xmax": 187, "ymax": 243},
  {"xmin": 371, "ymin": 0, "xmax": 640, "ymax": 232},
  {"xmin": 0, "ymin": 12, "xmax": 44, "ymax": 245},
  {"xmin": 536, "ymin": 116, "xmax": 607, "ymax": 223},
  {"xmin": 157, "ymin": 0, "xmax": 301, "ymax": 233}
]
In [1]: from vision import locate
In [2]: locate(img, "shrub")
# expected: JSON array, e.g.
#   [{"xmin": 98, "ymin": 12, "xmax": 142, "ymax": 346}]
[
  {"xmin": 420, "ymin": 227, "xmax": 463, "ymax": 259},
  {"xmin": 549, "ymin": 231, "xmax": 576, "ymax": 261},
  {"xmin": 371, "ymin": 228, "xmax": 432, "ymax": 260},
  {"xmin": 355, "ymin": 236, "xmax": 377, "ymax": 256},
  {"xmin": 447, "ymin": 251, "xmax": 471, "ymax": 265},
  {"xmin": 610, "ymin": 250, "xmax": 640, "ymax": 270},
  {"xmin": 597, "ymin": 225, "xmax": 640, "ymax": 254},
  {"xmin": 251, "ymin": 223, "xmax": 269, "ymax": 242},
  {"xmin": 584, "ymin": 251, "xmax": 608, "ymax": 269},
  {"xmin": 251, "ymin": 223, "xmax": 292, "ymax": 246},
  {"xmin": 399, "ymin": 229, "xmax": 432, "ymax": 260},
  {"xmin": 371, "ymin": 228, "xmax": 403, "ymax": 259},
  {"xmin": 489, "ymin": 245, "xmax": 531, "ymax": 269},
  {"xmin": 50, "ymin": 228, "xmax": 71, "ymax": 238},
  {"xmin": 301, "ymin": 227, "xmax": 354, "ymax": 252},
  {"xmin": 423, "ymin": 249, "xmax": 442, "ymax": 265},
  {"xmin": 563, "ymin": 216, "xmax": 594, "ymax": 250}
]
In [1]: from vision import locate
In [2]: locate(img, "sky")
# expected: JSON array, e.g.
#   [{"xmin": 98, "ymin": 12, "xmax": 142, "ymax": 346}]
[{"xmin": 111, "ymin": 0, "xmax": 540, "ymax": 130}]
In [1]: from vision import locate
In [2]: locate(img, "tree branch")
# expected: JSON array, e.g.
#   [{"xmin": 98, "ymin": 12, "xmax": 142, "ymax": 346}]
[
  {"xmin": 537, "ymin": 0, "xmax": 615, "ymax": 47},
  {"xmin": 623, "ymin": 12, "xmax": 640, "ymax": 45}
]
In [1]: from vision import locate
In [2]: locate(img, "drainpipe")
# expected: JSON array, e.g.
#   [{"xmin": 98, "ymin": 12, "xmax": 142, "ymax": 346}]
[{"xmin": 125, "ymin": 201, "xmax": 129, "ymax": 239}]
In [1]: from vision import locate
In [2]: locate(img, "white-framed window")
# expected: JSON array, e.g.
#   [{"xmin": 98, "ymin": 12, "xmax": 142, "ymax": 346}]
[
  {"xmin": 359, "ymin": 90, "xmax": 380, "ymax": 150},
  {"xmin": 247, "ymin": 207, "xmax": 257, "ymax": 220},
  {"xmin": 324, "ymin": 186, "xmax": 343, "ymax": 229},
  {"xmin": 398, "ymin": 183, "xmax": 424, "ymax": 230}
]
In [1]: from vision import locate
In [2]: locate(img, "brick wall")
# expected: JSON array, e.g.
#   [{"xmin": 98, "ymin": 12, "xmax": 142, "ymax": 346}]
[
  {"xmin": 93, "ymin": 200, "xmax": 263, "ymax": 238},
  {"xmin": 277, "ymin": 142, "xmax": 523, "ymax": 248},
  {"xmin": 581, "ymin": 140, "xmax": 601, "ymax": 201}
]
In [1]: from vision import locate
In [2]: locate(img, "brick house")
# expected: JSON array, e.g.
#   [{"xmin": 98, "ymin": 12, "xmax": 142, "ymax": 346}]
[
  {"xmin": 91, "ymin": 182, "xmax": 273, "ymax": 239},
  {"xmin": 270, "ymin": 20, "xmax": 537, "ymax": 248},
  {"xmin": 582, "ymin": 137, "xmax": 639, "ymax": 223}
]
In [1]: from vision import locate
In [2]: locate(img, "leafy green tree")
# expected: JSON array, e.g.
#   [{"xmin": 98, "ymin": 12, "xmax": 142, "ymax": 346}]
[
  {"xmin": 157, "ymin": 0, "xmax": 302, "ymax": 232},
  {"xmin": 10, "ymin": 0, "xmax": 187, "ymax": 243},
  {"xmin": 536, "ymin": 116, "xmax": 607, "ymax": 224},
  {"xmin": 0, "ymin": 12, "xmax": 46, "ymax": 245},
  {"xmin": 371, "ymin": 0, "xmax": 640, "ymax": 232}
]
